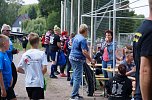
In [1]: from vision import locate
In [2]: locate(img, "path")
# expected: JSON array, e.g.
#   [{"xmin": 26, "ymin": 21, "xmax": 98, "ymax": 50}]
[{"xmin": 13, "ymin": 51, "xmax": 107, "ymax": 100}]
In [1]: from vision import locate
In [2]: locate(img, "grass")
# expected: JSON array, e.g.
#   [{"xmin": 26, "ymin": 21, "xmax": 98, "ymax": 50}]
[{"xmin": 13, "ymin": 42, "xmax": 43, "ymax": 51}]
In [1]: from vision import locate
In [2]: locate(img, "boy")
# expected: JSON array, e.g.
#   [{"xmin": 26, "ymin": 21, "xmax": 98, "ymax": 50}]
[
  {"xmin": 105, "ymin": 64, "xmax": 132, "ymax": 100},
  {"xmin": 17, "ymin": 33, "xmax": 47, "ymax": 99},
  {"xmin": 0, "ymin": 34, "xmax": 16, "ymax": 100}
]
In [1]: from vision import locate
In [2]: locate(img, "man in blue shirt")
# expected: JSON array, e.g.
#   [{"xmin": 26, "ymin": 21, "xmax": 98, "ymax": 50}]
[
  {"xmin": 69, "ymin": 24, "xmax": 95, "ymax": 100},
  {"xmin": 1, "ymin": 24, "xmax": 18, "ymax": 89}
]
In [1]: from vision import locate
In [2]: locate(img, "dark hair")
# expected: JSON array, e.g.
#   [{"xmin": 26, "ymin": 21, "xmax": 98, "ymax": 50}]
[
  {"xmin": 118, "ymin": 64, "xmax": 127, "ymax": 75},
  {"xmin": 104, "ymin": 30, "xmax": 113, "ymax": 38}
]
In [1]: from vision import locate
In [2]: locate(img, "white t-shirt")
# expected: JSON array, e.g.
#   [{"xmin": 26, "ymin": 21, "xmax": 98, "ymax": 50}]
[{"xmin": 18, "ymin": 49, "xmax": 47, "ymax": 88}]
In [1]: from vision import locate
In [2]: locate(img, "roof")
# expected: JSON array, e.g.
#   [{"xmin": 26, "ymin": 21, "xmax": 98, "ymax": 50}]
[
  {"xmin": 10, "ymin": 32, "xmax": 27, "ymax": 36},
  {"xmin": 12, "ymin": 14, "xmax": 29, "ymax": 27}
]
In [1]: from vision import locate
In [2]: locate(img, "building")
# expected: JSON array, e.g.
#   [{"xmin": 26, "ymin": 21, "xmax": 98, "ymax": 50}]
[{"xmin": 12, "ymin": 14, "xmax": 29, "ymax": 33}]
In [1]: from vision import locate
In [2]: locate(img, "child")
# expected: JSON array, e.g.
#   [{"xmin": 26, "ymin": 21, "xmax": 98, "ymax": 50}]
[
  {"xmin": 0, "ymin": 34, "xmax": 16, "ymax": 100},
  {"xmin": 105, "ymin": 64, "xmax": 132, "ymax": 100},
  {"xmin": 17, "ymin": 33, "xmax": 47, "ymax": 99}
]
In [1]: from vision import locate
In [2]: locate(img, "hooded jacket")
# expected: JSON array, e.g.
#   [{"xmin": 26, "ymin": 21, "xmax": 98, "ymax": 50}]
[{"xmin": 105, "ymin": 74, "xmax": 132, "ymax": 100}]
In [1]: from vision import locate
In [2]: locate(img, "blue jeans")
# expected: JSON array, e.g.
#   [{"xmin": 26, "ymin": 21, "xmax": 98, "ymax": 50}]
[
  {"xmin": 102, "ymin": 60, "xmax": 113, "ymax": 78},
  {"xmin": 69, "ymin": 59, "xmax": 85, "ymax": 97}
]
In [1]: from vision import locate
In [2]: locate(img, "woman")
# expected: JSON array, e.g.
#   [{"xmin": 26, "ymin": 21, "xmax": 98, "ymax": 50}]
[
  {"xmin": 101, "ymin": 30, "xmax": 117, "ymax": 78},
  {"xmin": 69, "ymin": 24, "xmax": 95, "ymax": 100},
  {"xmin": 49, "ymin": 25, "xmax": 61, "ymax": 78}
]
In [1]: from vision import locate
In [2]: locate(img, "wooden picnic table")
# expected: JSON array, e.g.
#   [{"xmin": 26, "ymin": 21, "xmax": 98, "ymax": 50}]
[
  {"xmin": 102, "ymin": 68, "xmax": 136, "ymax": 80},
  {"xmin": 87, "ymin": 63, "xmax": 102, "ymax": 67},
  {"xmin": 102, "ymin": 68, "xmax": 118, "ymax": 72}
]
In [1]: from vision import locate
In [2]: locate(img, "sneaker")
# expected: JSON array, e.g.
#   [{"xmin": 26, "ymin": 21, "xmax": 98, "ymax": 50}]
[
  {"xmin": 67, "ymin": 77, "xmax": 71, "ymax": 81},
  {"xmin": 54, "ymin": 71, "xmax": 60, "ymax": 75},
  {"xmin": 50, "ymin": 75, "xmax": 58, "ymax": 79},
  {"xmin": 69, "ymin": 96, "xmax": 83, "ymax": 100},
  {"xmin": 60, "ymin": 73, "xmax": 67, "ymax": 77}
]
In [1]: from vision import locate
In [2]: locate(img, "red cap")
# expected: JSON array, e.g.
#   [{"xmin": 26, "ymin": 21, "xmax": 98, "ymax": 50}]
[{"xmin": 61, "ymin": 31, "xmax": 68, "ymax": 36}]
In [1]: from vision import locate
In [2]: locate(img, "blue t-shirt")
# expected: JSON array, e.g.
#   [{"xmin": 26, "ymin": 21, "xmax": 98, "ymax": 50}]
[
  {"xmin": 0, "ymin": 52, "xmax": 12, "ymax": 90},
  {"xmin": 69, "ymin": 34, "xmax": 88, "ymax": 61},
  {"xmin": 120, "ymin": 60, "xmax": 135, "ymax": 77}
]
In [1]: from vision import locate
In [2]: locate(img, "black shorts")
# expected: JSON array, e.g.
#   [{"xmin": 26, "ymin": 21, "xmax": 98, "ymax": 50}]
[
  {"xmin": 26, "ymin": 87, "xmax": 44, "ymax": 99},
  {"xmin": 0, "ymin": 87, "xmax": 16, "ymax": 100}
]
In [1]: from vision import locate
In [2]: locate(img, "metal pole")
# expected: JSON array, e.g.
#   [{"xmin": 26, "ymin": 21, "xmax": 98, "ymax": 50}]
[
  {"xmin": 64, "ymin": 0, "xmax": 67, "ymax": 31},
  {"xmin": 118, "ymin": 33, "xmax": 120, "ymax": 47},
  {"xmin": 94, "ymin": 1, "xmax": 97, "ymax": 48},
  {"xmin": 81, "ymin": 15, "xmax": 83, "ymax": 24},
  {"xmin": 61, "ymin": 1, "xmax": 64, "ymax": 32},
  {"xmin": 77, "ymin": 0, "xmax": 80, "ymax": 33},
  {"xmin": 113, "ymin": 0, "xmax": 116, "ymax": 76},
  {"xmin": 90, "ymin": 0, "xmax": 94, "ymax": 58},
  {"xmin": 70, "ymin": 0, "xmax": 73, "ymax": 34},
  {"xmin": 109, "ymin": 12, "xmax": 111, "ymax": 30}
]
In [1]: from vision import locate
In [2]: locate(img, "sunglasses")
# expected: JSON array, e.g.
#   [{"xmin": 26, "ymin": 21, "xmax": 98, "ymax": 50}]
[
  {"xmin": 3, "ymin": 30, "xmax": 11, "ymax": 32},
  {"xmin": 6, "ymin": 30, "xmax": 11, "ymax": 32}
]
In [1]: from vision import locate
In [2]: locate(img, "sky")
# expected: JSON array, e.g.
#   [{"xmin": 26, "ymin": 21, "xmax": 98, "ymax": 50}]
[{"xmin": 23, "ymin": 0, "xmax": 149, "ymax": 17}]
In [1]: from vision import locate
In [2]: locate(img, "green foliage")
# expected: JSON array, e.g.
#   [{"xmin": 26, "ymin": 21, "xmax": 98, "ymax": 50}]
[
  {"xmin": 18, "ymin": 5, "xmax": 31, "ymax": 16},
  {"xmin": 47, "ymin": 11, "xmax": 60, "ymax": 29},
  {"xmin": 38, "ymin": 0, "xmax": 62, "ymax": 17},
  {"xmin": 28, "ymin": 6, "xmax": 37, "ymax": 19},
  {"xmin": 0, "ymin": 0, "xmax": 21, "ymax": 27},
  {"xmin": 22, "ymin": 17, "xmax": 47, "ymax": 35},
  {"xmin": 18, "ymin": 4, "xmax": 41, "ymax": 17}
]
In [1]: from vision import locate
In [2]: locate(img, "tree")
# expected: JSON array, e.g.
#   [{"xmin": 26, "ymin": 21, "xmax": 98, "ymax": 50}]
[
  {"xmin": 22, "ymin": 17, "xmax": 47, "ymax": 35},
  {"xmin": 28, "ymin": 6, "xmax": 37, "ymax": 19},
  {"xmin": 47, "ymin": 11, "xmax": 60, "ymax": 29},
  {"xmin": 0, "ymin": 0, "xmax": 21, "ymax": 27},
  {"xmin": 38, "ymin": 0, "xmax": 62, "ymax": 17}
]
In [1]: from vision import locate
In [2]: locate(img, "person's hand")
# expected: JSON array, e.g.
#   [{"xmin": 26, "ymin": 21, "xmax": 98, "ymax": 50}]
[
  {"xmin": 105, "ymin": 37, "xmax": 109, "ymax": 42},
  {"xmin": 91, "ymin": 59, "xmax": 96, "ymax": 66},
  {"xmin": 1, "ymin": 88, "xmax": 7, "ymax": 97},
  {"xmin": 17, "ymin": 49, "xmax": 19, "ymax": 54},
  {"xmin": 10, "ymin": 78, "xmax": 13, "ymax": 87}
]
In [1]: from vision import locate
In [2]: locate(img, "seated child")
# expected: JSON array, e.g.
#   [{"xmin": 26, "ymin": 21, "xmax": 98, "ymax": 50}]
[{"xmin": 105, "ymin": 64, "xmax": 132, "ymax": 100}]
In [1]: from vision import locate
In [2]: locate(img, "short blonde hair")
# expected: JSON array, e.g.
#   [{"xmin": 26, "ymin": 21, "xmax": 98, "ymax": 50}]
[
  {"xmin": 28, "ymin": 32, "xmax": 39, "ymax": 46},
  {"xmin": 0, "ymin": 34, "xmax": 9, "ymax": 48},
  {"xmin": 79, "ymin": 24, "xmax": 88, "ymax": 34},
  {"xmin": 1, "ymin": 24, "xmax": 11, "ymax": 33},
  {"xmin": 54, "ymin": 25, "xmax": 61, "ymax": 34}
]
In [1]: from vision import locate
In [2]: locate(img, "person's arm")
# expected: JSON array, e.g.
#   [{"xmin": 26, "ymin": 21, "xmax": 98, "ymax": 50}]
[
  {"xmin": 57, "ymin": 35, "xmax": 61, "ymax": 49},
  {"xmin": 126, "ymin": 67, "xmax": 136, "ymax": 76},
  {"xmin": 140, "ymin": 56, "xmax": 152, "ymax": 100},
  {"xmin": 81, "ymin": 40, "xmax": 95, "ymax": 64},
  {"xmin": 42, "ymin": 65, "xmax": 47, "ymax": 75},
  {"xmin": 0, "ymin": 72, "xmax": 7, "ymax": 97},
  {"xmin": 17, "ymin": 67, "xmax": 25, "ymax": 74},
  {"xmin": 42, "ymin": 52, "xmax": 48, "ymax": 75},
  {"xmin": 17, "ymin": 55, "xmax": 25, "ymax": 74},
  {"xmin": 57, "ymin": 42, "xmax": 61, "ymax": 49},
  {"xmin": 127, "ymin": 79, "xmax": 132, "ymax": 96},
  {"xmin": 82, "ymin": 49, "xmax": 92, "ymax": 62},
  {"xmin": 105, "ymin": 79, "xmax": 112, "ymax": 95}
]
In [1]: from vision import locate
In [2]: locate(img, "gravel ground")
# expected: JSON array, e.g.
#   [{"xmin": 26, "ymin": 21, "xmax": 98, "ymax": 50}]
[{"xmin": 13, "ymin": 51, "xmax": 107, "ymax": 100}]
